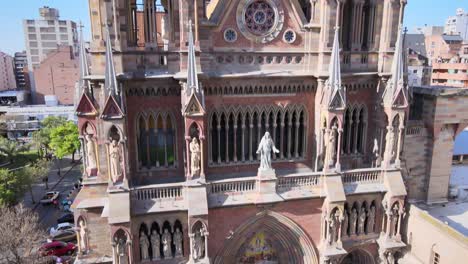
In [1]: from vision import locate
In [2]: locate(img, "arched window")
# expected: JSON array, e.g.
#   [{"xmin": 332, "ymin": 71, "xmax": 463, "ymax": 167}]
[
  {"xmin": 137, "ymin": 111, "xmax": 177, "ymax": 169},
  {"xmin": 342, "ymin": 105, "xmax": 367, "ymax": 155},
  {"xmin": 209, "ymin": 105, "xmax": 307, "ymax": 166}
]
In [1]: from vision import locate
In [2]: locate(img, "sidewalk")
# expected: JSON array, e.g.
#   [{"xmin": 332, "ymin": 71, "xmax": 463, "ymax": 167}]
[{"xmin": 22, "ymin": 156, "xmax": 82, "ymax": 210}]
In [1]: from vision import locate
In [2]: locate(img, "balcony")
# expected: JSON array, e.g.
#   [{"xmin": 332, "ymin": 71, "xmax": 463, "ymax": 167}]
[
  {"xmin": 131, "ymin": 183, "xmax": 186, "ymax": 215},
  {"xmin": 432, "ymin": 63, "xmax": 468, "ymax": 71},
  {"xmin": 432, "ymin": 72, "xmax": 468, "ymax": 81},
  {"xmin": 340, "ymin": 168, "xmax": 385, "ymax": 194},
  {"xmin": 6, "ymin": 120, "xmax": 40, "ymax": 131}
]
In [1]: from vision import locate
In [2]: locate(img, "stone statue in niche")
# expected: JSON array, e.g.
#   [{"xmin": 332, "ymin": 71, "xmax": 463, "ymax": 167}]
[
  {"xmin": 162, "ymin": 229, "xmax": 172, "ymax": 259},
  {"xmin": 372, "ymin": 138, "xmax": 382, "ymax": 167},
  {"xmin": 174, "ymin": 228, "xmax": 183, "ymax": 257},
  {"xmin": 256, "ymin": 132, "xmax": 280, "ymax": 170},
  {"xmin": 367, "ymin": 205, "xmax": 376, "ymax": 233},
  {"xmin": 342, "ymin": 209, "xmax": 349, "ymax": 237},
  {"xmin": 193, "ymin": 227, "xmax": 205, "ymax": 260},
  {"xmin": 391, "ymin": 204, "xmax": 400, "ymax": 236},
  {"xmin": 109, "ymin": 139, "xmax": 123, "ymax": 183},
  {"xmin": 328, "ymin": 210, "xmax": 340, "ymax": 245},
  {"xmin": 116, "ymin": 238, "xmax": 128, "ymax": 264},
  {"xmin": 349, "ymin": 208, "xmax": 357, "ymax": 236},
  {"xmin": 85, "ymin": 134, "xmax": 97, "ymax": 169},
  {"xmin": 150, "ymin": 230, "xmax": 161, "ymax": 260},
  {"xmin": 324, "ymin": 126, "xmax": 337, "ymax": 168},
  {"xmin": 384, "ymin": 126, "xmax": 395, "ymax": 163},
  {"xmin": 139, "ymin": 232, "xmax": 150, "ymax": 260},
  {"xmin": 190, "ymin": 137, "xmax": 201, "ymax": 177},
  {"xmin": 79, "ymin": 220, "xmax": 88, "ymax": 253},
  {"xmin": 358, "ymin": 207, "xmax": 367, "ymax": 235}
]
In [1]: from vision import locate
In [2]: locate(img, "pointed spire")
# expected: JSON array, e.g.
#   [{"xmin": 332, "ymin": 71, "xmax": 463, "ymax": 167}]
[
  {"xmin": 383, "ymin": 26, "xmax": 408, "ymax": 108},
  {"xmin": 186, "ymin": 20, "xmax": 199, "ymax": 96},
  {"xmin": 104, "ymin": 25, "xmax": 118, "ymax": 97},
  {"xmin": 78, "ymin": 22, "xmax": 90, "ymax": 94},
  {"xmin": 326, "ymin": 27, "xmax": 346, "ymax": 110}
]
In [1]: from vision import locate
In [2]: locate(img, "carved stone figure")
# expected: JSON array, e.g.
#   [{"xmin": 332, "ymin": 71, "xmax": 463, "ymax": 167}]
[
  {"xmin": 150, "ymin": 230, "xmax": 161, "ymax": 260},
  {"xmin": 190, "ymin": 137, "xmax": 201, "ymax": 177},
  {"xmin": 386, "ymin": 251, "xmax": 395, "ymax": 264},
  {"xmin": 324, "ymin": 127, "xmax": 337, "ymax": 168},
  {"xmin": 116, "ymin": 238, "xmax": 128, "ymax": 264},
  {"xmin": 174, "ymin": 228, "xmax": 183, "ymax": 257},
  {"xmin": 367, "ymin": 206, "xmax": 376, "ymax": 233},
  {"xmin": 349, "ymin": 208, "xmax": 358, "ymax": 235},
  {"xmin": 358, "ymin": 207, "xmax": 367, "ymax": 235},
  {"xmin": 85, "ymin": 134, "xmax": 97, "ymax": 169},
  {"xmin": 110, "ymin": 139, "xmax": 123, "ymax": 182},
  {"xmin": 256, "ymin": 132, "xmax": 280, "ymax": 170},
  {"xmin": 193, "ymin": 227, "xmax": 205, "ymax": 260},
  {"xmin": 162, "ymin": 229, "xmax": 172, "ymax": 259},
  {"xmin": 372, "ymin": 138, "xmax": 382, "ymax": 167},
  {"xmin": 342, "ymin": 209, "xmax": 349, "ymax": 237},
  {"xmin": 79, "ymin": 220, "xmax": 88, "ymax": 253},
  {"xmin": 328, "ymin": 211, "xmax": 340, "ymax": 245},
  {"xmin": 161, "ymin": 15, "xmax": 169, "ymax": 41},
  {"xmin": 392, "ymin": 204, "xmax": 400, "ymax": 236},
  {"xmin": 384, "ymin": 126, "xmax": 395, "ymax": 162},
  {"xmin": 139, "ymin": 232, "xmax": 150, "ymax": 260}
]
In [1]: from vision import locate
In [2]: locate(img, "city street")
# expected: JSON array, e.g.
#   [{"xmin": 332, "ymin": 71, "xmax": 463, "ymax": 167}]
[{"xmin": 22, "ymin": 156, "xmax": 82, "ymax": 230}]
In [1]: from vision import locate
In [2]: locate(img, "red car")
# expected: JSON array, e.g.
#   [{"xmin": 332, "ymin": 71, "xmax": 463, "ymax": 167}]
[{"xmin": 39, "ymin": 241, "xmax": 76, "ymax": 257}]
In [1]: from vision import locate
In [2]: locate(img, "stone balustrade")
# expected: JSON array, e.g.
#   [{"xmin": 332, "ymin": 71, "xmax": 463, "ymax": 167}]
[
  {"xmin": 208, "ymin": 178, "xmax": 257, "ymax": 195},
  {"xmin": 341, "ymin": 168, "xmax": 382, "ymax": 185},
  {"xmin": 132, "ymin": 183, "xmax": 184, "ymax": 201},
  {"xmin": 277, "ymin": 174, "xmax": 321, "ymax": 192}
]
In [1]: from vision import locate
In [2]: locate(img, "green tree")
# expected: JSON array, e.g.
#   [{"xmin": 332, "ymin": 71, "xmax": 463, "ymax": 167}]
[
  {"xmin": 50, "ymin": 121, "xmax": 80, "ymax": 162},
  {"xmin": 32, "ymin": 116, "xmax": 67, "ymax": 158},
  {"xmin": 19, "ymin": 160, "xmax": 51, "ymax": 204},
  {"xmin": 0, "ymin": 169, "xmax": 23, "ymax": 206},
  {"xmin": 0, "ymin": 138, "xmax": 30, "ymax": 164}
]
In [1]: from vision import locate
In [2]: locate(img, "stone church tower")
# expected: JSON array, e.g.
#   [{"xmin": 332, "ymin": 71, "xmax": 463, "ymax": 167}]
[{"xmin": 73, "ymin": 0, "xmax": 410, "ymax": 263}]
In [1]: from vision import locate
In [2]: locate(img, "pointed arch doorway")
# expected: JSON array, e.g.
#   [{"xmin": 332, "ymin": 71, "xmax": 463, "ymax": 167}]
[{"xmin": 214, "ymin": 211, "xmax": 319, "ymax": 264}]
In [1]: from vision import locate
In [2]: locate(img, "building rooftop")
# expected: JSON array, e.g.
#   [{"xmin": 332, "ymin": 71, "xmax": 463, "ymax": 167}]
[
  {"xmin": 442, "ymin": 34, "xmax": 463, "ymax": 42},
  {"xmin": 405, "ymin": 34, "xmax": 427, "ymax": 57},
  {"xmin": 424, "ymin": 201, "xmax": 468, "ymax": 236}
]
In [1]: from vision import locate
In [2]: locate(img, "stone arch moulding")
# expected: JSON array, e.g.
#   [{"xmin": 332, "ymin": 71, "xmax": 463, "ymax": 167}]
[
  {"xmin": 81, "ymin": 121, "xmax": 97, "ymax": 136},
  {"xmin": 186, "ymin": 120, "xmax": 205, "ymax": 139},
  {"xmin": 339, "ymin": 248, "xmax": 376, "ymax": 264},
  {"xmin": 213, "ymin": 210, "xmax": 319, "ymax": 264}
]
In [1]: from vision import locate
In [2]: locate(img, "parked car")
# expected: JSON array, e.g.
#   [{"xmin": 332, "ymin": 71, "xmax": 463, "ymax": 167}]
[
  {"xmin": 40, "ymin": 191, "xmax": 60, "ymax": 204},
  {"xmin": 57, "ymin": 213, "xmax": 74, "ymax": 224},
  {"xmin": 49, "ymin": 223, "xmax": 75, "ymax": 236},
  {"xmin": 50, "ymin": 230, "xmax": 77, "ymax": 243},
  {"xmin": 39, "ymin": 241, "xmax": 76, "ymax": 257}
]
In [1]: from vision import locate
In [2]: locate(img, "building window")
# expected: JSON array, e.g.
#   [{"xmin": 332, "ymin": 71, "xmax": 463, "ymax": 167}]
[
  {"xmin": 342, "ymin": 105, "xmax": 368, "ymax": 155},
  {"xmin": 28, "ymin": 27, "xmax": 36, "ymax": 32},
  {"xmin": 28, "ymin": 34, "xmax": 37, "ymax": 40},
  {"xmin": 59, "ymin": 20, "xmax": 67, "ymax": 25},
  {"xmin": 59, "ymin": 27, "xmax": 68, "ymax": 33},
  {"xmin": 137, "ymin": 112, "xmax": 177, "ymax": 169},
  {"xmin": 27, "ymin": 20, "xmax": 35, "ymax": 24},
  {"xmin": 209, "ymin": 104, "xmax": 307, "ymax": 165}
]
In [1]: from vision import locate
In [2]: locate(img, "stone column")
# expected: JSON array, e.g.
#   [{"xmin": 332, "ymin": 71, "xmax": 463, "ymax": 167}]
[
  {"xmin": 272, "ymin": 119, "xmax": 277, "ymax": 159},
  {"xmin": 385, "ymin": 211, "xmax": 392, "ymax": 238},
  {"xmin": 185, "ymin": 136, "xmax": 191, "ymax": 178},
  {"xmin": 241, "ymin": 119, "xmax": 246, "ymax": 162},
  {"xmin": 346, "ymin": 117, "xmax": 352, "ymax": 154},
  {"xmin": 112, "ymin": 242, "xmax": 117, "ymax": 263},
  {"xmin": 396, "ymin": 210, "xmax": 403, "ymax": 239},
  {"xmin": 189, "ymin": 233, "xmax": 194, "ymax": 260},
  {"xmin": 217, "ymin": 121, "xmax": 221, "ymax": 163},
  {"xmin": 233, "ymin": 118, "xmax": 238, "ymax": 162},
  {"xmin": 353, "ymin": 114, "xmax": 360, "ymax": 154},
  {"xmin": 200, "ymin": 136, "xmax": 205, "ymax": 179},
  {"xmin": 294, "ymin": 119, "xmax": 300, "ymax": 158},
  {"xmin": 336, "ymin": 128, "xmax": 343, "ymax": 171},
  {"xmin": 225, "ymin": 121, "xmax": 229, "ymax": 163},
  {"xmin": 203, "ymin": 231, "xmax": 209, "ymax": 260},
  {"xmin": 287, "ymin": 116, "xmax": 293, "ymax": 159},
  {"xmin": 352, "ymin": 0, "xmax": 365, "ymax": 50},
  {"xmin": 249, "ymin": 123, "xmax": 254, "ymax": 161},
  {"xmin": 280, "ymin": 120, "xmax": 285, "ymax": 159},
  {"xmin": 208, "ymin": 126, "xmax": 213, "ymax": 164},
  {"xmin": 395, "ymin": 124, "xmax": 404, "ymax": 166}
]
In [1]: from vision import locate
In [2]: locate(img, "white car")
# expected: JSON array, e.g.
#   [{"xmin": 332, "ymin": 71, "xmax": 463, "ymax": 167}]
[
  {"xmin": 49, "ymin": 223, "xmax": 75, "ymax": 236},
  {"xmin": 40, "ymin": 191, "xmax": 60, "ymax": 204}
]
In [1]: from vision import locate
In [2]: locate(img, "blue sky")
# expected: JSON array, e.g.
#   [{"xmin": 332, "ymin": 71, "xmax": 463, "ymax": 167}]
[{"xmin": 0, "ymin": 0, "xmax": 467, "ymax": 55}]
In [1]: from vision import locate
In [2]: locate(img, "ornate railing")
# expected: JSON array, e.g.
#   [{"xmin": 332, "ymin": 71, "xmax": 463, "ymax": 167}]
[
  {"xmin": 341, "ymin": 168, "xmax": 382, "ymax": 184},
  {"xmin": 406, "ymin": 121, "xmax": 425, "ymax": 136},
  {"xmin": 132, "ymin": 184, "xmax": 184, "ymax": 200},
  {"xmin": 208, "ymin": 178, "xmax": 257, "ymax": 195},
  {"xmin": 277, "ymin": 174, "xmax": 321, "ymax": 192}
]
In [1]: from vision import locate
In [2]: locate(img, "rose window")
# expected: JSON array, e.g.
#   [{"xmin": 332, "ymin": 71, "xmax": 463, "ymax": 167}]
[{"xmin": 245, "ymin": 1, "xmax": 275, "ymax": 35}]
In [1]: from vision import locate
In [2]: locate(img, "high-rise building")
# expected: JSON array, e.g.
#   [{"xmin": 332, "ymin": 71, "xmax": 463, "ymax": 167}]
[
  {"xmin": 0, "ymin": 51, "xmax": 16, "ymax": 91},
  {"xmin": 23, "ymin": 6, "xmax": 78, "ymax": 103},
  {"xmin": 13, "ymin": 51, "xmax": 30, "ymax": 90},
  {"xmin": 444, "ymin": 8, "xmax": 468, "ymax": 42}
]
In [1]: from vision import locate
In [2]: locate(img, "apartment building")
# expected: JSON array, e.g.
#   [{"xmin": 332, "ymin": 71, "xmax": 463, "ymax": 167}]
[
  {"xmin": 13, "ymin": 51, "xmax": 30, "ymax": 90},
  {"xmin": 0, "ymin": 52, "xmax": 16, "ymax": 91},
  {"xmin": 444, "ymin": 8, "xmax": 468, "ymax": 42}
]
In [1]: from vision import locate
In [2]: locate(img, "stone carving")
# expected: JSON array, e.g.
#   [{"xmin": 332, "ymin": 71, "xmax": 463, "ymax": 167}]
[
  {"xmin": 161, "ymin": 15, "xmax": 168, "ymax": 41},
  {"xmin": 342, "ymin": 209, "xmax": 349, "ymax": 237},
  {"xmin": 349, "ymin": 208, "xmax": 357, "ymax": 236},
  {"xmin": 358, "ymin": 207, "xmax": 367, "ymax": 235},
  {"xmin": 384, "ymin": 126, "xmax": 395, "ymax": 163},
  {"xmin": 324, "ymin": 127, "xmax": 337, "ymax": 168},
  {"xmin": 139, "ymin": 232, "xmax": 149, "ymax": 261},
  {"xmin": 109, "ymin": 139, "xmax": 123, "ymax": 183},
  {"xmin": 85, "ymin": 134, "xmax": 97, "ymax": 169},
  {"xmin": 391, "ymin": 204, "xmax": 400, "ymax": 236},
  {"xmin": 372, "ymin": 138, "xmax": 382, "ymax": 167},
  {"xmin": 367, "ymin": 206, "xmax": 376, "ymax": 233},
  {"xmin": 256, "ymin": 132, "xmax": 280, "ymax": 170},
  {"xmin": 174, "ymin": 228, "xmax": 183, "ymax": 257},
  {"xmin": 162, "ymin": 229, "xmax": 172, "ymax": 259},
  {"xmin": 328, "ymin": 210, "xmax": 340, "ymax": 245},
  {"xmin": 79, "ymin": 220, "xmax": 88, "ymax": 253},
  {"xmin": 150, "ymin": 230, "xmax": 161, "ymax": 260},
  {"xmin": 190, "ymin": 137, "xmax": 201, "ymax": 177},
  {"xmin": 116, "ymin": 238, "xmax": 128, "ymax": 264},
  {"xmin": 193, "ymin": 227, "xmax": 205, "ymax": 260}
]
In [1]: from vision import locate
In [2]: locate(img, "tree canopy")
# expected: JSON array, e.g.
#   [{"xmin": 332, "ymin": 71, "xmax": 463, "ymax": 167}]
[
  {"xmin": 49, "ymin": 121, "xmax": 80, "ymax": 159},
  {"xmin": 0, "ymin": 138, "xmax": 30, "ymax": 164},
  {"xmin": 31, "ymin": 116, "xmax": 67, "ymax": 158},
  {"xmin": 0, "ymin": 169, "xmax": 23, "ymax": 206}
]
